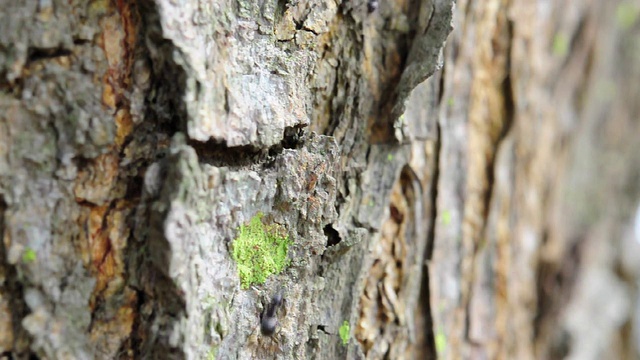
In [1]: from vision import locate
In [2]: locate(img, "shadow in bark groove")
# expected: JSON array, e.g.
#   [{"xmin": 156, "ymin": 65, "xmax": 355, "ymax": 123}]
[
  {"xmin": 122, "ymin": 1, "xmax": 191, "ymax": 359},
  {"xmin": 0, "ymin": 196, "xmax": 35, "ymax": 359},
  {"xmin": 188, "ymin": 124, "xmax": 309, "ymax": 169}
]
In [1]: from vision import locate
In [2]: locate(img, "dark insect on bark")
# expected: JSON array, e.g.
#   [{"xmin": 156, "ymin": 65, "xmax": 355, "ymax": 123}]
[
  {"xmin": 367, "ymin": 0, "xmax": 379, "ymax": 13},
  {"xmin": 261, "ymin": 292, "xmax": 284, "ymax": 336}
]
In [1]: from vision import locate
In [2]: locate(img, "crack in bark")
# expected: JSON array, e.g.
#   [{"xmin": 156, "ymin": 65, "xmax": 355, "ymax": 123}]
[
  {"xmin": 481, "ymin": 19, "xmax": 515, "ymax": 230},
  {"xmin": 426, "ymin": 124, "xmax": 441, "ymax": 264},
  {"xmin": 421, "ymin": 120, "xmax": 442, "ymax": 358}
]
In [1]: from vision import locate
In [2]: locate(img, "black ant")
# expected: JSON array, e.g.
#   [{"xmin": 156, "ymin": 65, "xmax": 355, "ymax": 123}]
[
  {"xmin": 261, "ymin": 291, "xmax": 283, "ymax": 336},
  {"xmin": 367, "ymin": 0, "xmax": 379, "ymax": 13},
  {"xmin": 247, "ymin": 289, "xmax": 287, "ymax": 355}
]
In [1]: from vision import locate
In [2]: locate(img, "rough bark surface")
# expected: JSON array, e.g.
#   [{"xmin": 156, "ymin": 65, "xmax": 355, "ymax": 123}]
[
  {"xmin": 1, "ymin": 0, "xmax": 639, "ymax": 360},
  {"xmin": 0, "ymin": 0, "xmax": 452, "ymax": 359},
  {"xmin": 432, "ymin": 1, "xmax": 640, "ymax": 359}
]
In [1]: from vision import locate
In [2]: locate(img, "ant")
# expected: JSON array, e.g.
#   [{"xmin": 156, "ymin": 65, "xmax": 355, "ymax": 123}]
[
  {"xmin": 367, "ymin": 0, "xmax": 379, "ymax": 13},
  {"xmin": 247, "ymin": 290, "xmax": 287, "ymax": 354},
  {"xmin": 261, "ymin": 291, "xmax": 284, "ymax": 336}
]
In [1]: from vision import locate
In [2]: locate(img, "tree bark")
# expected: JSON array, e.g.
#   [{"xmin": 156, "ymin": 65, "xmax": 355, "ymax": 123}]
[{"xmin": 1, "ymin": 0, "xmax": 638, "ymax": 360}]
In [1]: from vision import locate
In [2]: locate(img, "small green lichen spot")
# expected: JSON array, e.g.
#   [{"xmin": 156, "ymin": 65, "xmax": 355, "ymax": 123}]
[
  {"xmin": 206, "ymin": 347, "xmax": 217, "ymax": 360},
  {"xmin": 232, "ymin": 213, "xmax": 291, "ymax": 289},
  {"xmin": 339, "ymin": 320, "xmax": 350, "ymax": 346},
  {"xmin": 552, "ymin": 33, "xmax": 569, "ymax": 56},
  {"xmin": 22, "ymin": 248, "xmax": 37, "ymax": 263},
  {"xmin": 447, "ymin": 97, "xmax": 455, "ymax": 107},
  {"xmin": 441, "ymin": 210, "xmax": 452, "ymax": 225},
  {"xmin": 387, "ymin": 154, "xmax": 393, "ymax": 161},
  {"xmin": 616, "ymin": 2, "xmax": 639, "ymax": 29},
  {"xmin": 435, "ymin": 330, "xmax": 447, "ymax": 354}
]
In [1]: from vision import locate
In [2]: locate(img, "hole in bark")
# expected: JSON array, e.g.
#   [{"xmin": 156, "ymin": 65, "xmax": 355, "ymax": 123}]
[
  {"xmin": 324, "ymin": 224, "xmax": 341, "ymax": 247},
  {"xmin": 282, "ymin": 125, "xmax": 307, "ymax": 149}
]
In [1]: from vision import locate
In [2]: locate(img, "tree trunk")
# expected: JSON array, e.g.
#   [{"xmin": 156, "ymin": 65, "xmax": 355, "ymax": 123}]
[{"xmin": 1, "ymin": 0, "xmax": 638, "ymax": 359}]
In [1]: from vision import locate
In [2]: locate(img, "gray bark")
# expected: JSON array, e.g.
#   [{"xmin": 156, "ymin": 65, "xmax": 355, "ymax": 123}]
[
  {"xmin": 1, "ymin": 0, "xmax": 639, "ymax": 360},
  {"xmin": 0, "ymin": 0, "xmax": 452, "ymax": 359}
]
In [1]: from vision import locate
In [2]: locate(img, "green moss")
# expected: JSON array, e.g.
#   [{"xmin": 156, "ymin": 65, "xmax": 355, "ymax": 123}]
[
  {"xmin": 231, "ymin": 213, "xmax": 291, "ymax": 289},
  {"xmin": 206, "ymin": 347, "xmax": 217, "ymax": 360},
  {"xmin": 22, "ymin": 248, "xmax": 37, "ymax": 263},
  {"xmin": 339, "ymin": 320, "xmax": 350, "ymax": 346}
]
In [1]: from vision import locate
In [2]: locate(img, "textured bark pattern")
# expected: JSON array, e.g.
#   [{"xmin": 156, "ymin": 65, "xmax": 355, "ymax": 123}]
[
  {"xmin": 1, "ymin": 0, "xmax": 141, "ymax": 358},
  {"xmin": 0, "ymin": 0, "xmax": 452, "ymax": 359},
  {"xmin": 432, "ymin": 0, "xmax": 640, "ymax": 359},
  {"xmin": 2, "ymin": 0, "xmax": 639, "ymax": 359}
]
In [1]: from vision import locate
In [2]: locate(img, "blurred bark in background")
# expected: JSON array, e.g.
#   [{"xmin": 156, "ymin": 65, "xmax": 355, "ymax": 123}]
[{"xmin": 0, "ymin": 0, "xmax": 638, "ymax": 359}]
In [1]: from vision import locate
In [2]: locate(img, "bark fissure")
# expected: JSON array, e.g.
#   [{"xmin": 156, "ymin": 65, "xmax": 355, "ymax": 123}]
[{"xmin": 426, "ymin": 122, "xmax": 442, "ymax": 262}]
